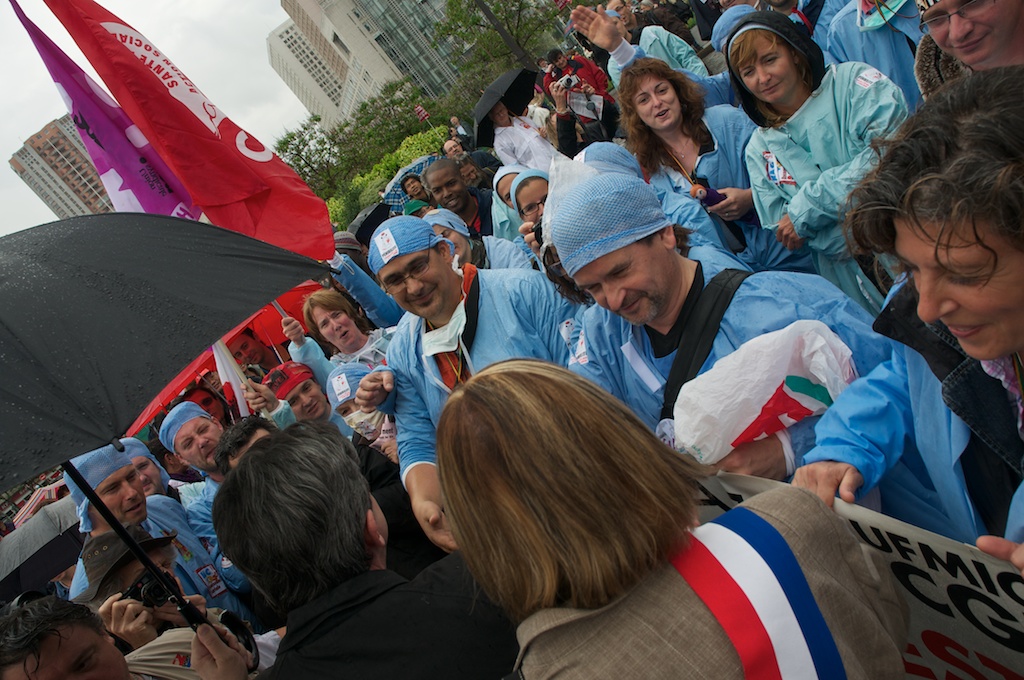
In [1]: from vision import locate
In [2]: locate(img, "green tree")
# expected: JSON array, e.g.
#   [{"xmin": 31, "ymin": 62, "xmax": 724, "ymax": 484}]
[
  {"xmin": 435, "ymin": 0, "xmax": 564, "ymax": 73},
  {"xmin": 274, "ymin": 115, "xmax": 346, "ymax": 200}
]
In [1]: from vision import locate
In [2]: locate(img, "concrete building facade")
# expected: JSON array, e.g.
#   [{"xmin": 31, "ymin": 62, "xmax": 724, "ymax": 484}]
[
  {"xmin": 275, "ymin": 0, "xmax": 460, "ymax": 127},
  {"xmin": 9, "ymin": 114, "xmax": 111, "ymax": 220}
]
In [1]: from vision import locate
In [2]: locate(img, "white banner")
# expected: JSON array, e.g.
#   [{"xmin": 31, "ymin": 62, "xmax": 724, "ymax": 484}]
[{"xmin": 699, "ymin": 474, "xmax": 1024, "ymax": 680}]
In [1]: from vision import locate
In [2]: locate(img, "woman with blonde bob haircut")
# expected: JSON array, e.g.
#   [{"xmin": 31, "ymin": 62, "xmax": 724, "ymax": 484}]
[
  {"xmin": 617, "ymin": 58, "xmax": 811, "ymax": 274},
  {"xmin": 438, "ymin": 359, "xmax": 908, "ymax": 679}
]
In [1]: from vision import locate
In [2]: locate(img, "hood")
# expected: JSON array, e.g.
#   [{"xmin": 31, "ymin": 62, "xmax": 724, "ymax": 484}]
[{"xmin": 724, "ymin": 11, "xmax": 826, "ymax": 127}]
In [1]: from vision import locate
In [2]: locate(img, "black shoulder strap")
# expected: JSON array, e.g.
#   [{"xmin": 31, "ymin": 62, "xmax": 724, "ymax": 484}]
[
  {"xmin": 461, "ymin": 270, "xmax": 482, "ymax": 352},
  {"xmin": 660, "ymin": 269, "xmax": 753, "ymax": 421}
]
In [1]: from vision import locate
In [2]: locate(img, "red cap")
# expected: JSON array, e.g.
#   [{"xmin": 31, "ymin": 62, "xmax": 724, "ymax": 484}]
[{"xmin": 262, "ymin": 361, "xmax": 315, "ymax": 399}]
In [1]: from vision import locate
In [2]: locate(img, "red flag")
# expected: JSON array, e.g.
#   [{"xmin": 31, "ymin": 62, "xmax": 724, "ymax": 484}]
[{"xmin": 42, "ymin": 0, "xmax": 334, "ymax": 259}]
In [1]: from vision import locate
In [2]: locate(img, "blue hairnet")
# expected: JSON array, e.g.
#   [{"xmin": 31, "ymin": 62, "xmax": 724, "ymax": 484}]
[
  {"xmin": 64, "ymin": 439, "xmax": 143, "ymax": 534},
  {"xmin": 422, "ymin": 208, "xmax": 471, "ymax": 238},
  {"xmin": 510, "ymin": 169, "xmax": 549, "ymax": 213},
  {"xmin": 573, "ymin": 142, "xmax": 643, "ymax": 178},
  {"xmin": 549, "ymin": 174, "xmax": 671, "ymax": 277},
  {"xmin": 713, "ymin": 4, "xmax": 757, "ymax": 52},
  {"xmin": 129, "ymin": 444, "xmax": 171, "ymax": 494},
  {"xmin": 327, "ymin": 363, "xmax": 374, "ymax": 410},
  {"xmin": 605, "ymin": 8, "xmax": 621, "ymax": 17},
  {"xmin": 368, "ymin": 216, "xmax": 450, "ymax": 275},
  {"xmin": 492, "ymin": 164, "xmax": 528, "ymax": 193},
  {"xmin": 158, "ymin": 401, "xmax": 211, "ymax": 453}
]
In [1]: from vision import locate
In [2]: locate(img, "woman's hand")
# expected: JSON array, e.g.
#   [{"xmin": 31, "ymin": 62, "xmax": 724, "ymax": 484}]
[
  {"xmin": 570, "ymin": 5, "xmax": 625, "ymax": 52},
  {"xmin": 550, "ymin": 81, "xmax": 569, "ymax": 114},
  {"xmin": 705, "ymin": 188, "xmax": 753, "ymax": 222},
  {"xmin": 281, "ymin": 316, "xmax": 306, "ymax": 347},
  {"xmin": 519, "ymin": 220, "xmax": 542, "ymax": 257},
  {"xmin": 776, "ymin": 214, "xmax": 805, "ymax": 250}
]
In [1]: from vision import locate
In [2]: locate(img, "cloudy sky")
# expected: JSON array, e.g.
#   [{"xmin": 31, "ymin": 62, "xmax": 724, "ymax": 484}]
[{"xmin": 0, "ymin": 0, "xmax": 310, "ymax": 237}]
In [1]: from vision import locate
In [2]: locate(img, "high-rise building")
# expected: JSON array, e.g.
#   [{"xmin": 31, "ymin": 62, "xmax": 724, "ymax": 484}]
[
  {"xmin": 9, "ymin": 114, "xmax": 112, "ymax": 220},
  {"xmin": 268, "ymin": 16, "xmax": 401, "ymax": 127},
  {"xmin": 278, "ymin": 0, "xmax": 461, "ymax": 121}
]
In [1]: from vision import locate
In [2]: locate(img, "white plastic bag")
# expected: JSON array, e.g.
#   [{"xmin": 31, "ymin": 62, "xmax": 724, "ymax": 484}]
[{"xmin": 673, "ymin": 320, "xmax": 858, "ymax": 465}]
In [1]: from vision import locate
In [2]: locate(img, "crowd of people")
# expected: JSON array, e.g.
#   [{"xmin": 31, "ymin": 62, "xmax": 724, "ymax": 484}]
[{"xmin": 3, "ymin": 0, "xmax": 1024, "ymax": 677}]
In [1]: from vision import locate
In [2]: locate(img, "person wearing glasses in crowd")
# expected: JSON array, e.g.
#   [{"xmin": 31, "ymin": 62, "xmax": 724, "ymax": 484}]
[
  {"xmin": 353, "ymin": 216, "xmax": 579, "ymax": 552},
  {"xmin": 914, "ymin": 0, "xmax": 1024, "ymax": 96}
]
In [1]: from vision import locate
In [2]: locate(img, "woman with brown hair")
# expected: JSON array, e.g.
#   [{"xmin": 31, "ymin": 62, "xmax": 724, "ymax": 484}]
[
  {"xmin": 437, "ymin": 359, "xmax": 908, "ymax": 679},
  {"xmin": 280, "ymin": 288, "xmax": 392, "ymax": 389},
  {"xmin": 725, "ymin": 10, "xmax": 908, "ymax": 314},
  {"xmin": 617, "ymin": 57, "xmax": 813, "ymax": 275}
]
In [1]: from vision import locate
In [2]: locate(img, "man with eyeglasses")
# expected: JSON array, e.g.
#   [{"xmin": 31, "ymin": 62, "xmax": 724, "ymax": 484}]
[
  {"xmin": 356, "ymin": 216, "xmax": 579, "ymax": 551},
  {"xmin": 915, "ymin": 0, "xmax": 1024, "ymax": 96}
]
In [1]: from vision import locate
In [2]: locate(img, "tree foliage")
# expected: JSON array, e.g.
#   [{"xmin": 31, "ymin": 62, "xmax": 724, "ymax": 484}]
[{"xmin": 435, "ymin": 0, "xmax": 564, "ymax": 72}]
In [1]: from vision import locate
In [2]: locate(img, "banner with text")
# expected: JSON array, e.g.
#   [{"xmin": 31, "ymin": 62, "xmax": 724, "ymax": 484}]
[
  {"xmin": 42, "ymin": 0, "xmax": 334, "ymax": 259},
  {"xmin": 699, "ymin": 474, "xmax": 1024, "ymax": 680}
]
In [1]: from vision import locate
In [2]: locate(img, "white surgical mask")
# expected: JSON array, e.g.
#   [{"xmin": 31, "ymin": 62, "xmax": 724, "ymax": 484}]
[{"xmin": 421, "ymin": 299, "xmax": 467, "ymax": 356}]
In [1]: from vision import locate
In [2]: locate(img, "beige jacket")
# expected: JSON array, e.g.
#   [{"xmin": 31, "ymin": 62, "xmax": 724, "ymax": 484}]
[{"xmin": 515, "ymin": 487, "xmax": 908, "ymax": 679}]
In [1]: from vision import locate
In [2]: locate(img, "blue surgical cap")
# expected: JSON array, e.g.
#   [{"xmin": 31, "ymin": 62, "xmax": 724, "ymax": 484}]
[
  {"xmin": 510, "ymin": 169, "xmax": 549, "ymax": 213},
  {"xmin": 549, "ymin": 174, "xmax": 671, "ymax": 277},
  {"xmin": 64, "ymin": 439, "xmax": 142, "ymax": 534},
  {"xmin": 574, "ymin": 142, "xmax": 643, "ymax": 178},
  {"xmin": 492, "ymin": 164, "xmax": 528, "ymax": 194},
  {"xmin": 158, "ymin": 401, "xmax": 211, "ymax": 453},
  {"xmin": 713, "ymin": 4, "xmax": 757, "ymax": 52},
  {"xmin": 327, "ymin": 363, "xmax": 374, "ymax": 410},
  {"xmin": 129, "ymin": 445, "xmax": 171, "ymax": 494},
  {"xmin": 422, "ymin": 208, "xmax": 471, "ymax": 238},
  {"xmin": 367, "ymin": 216, "xmax": 449, "ymax": 275}
]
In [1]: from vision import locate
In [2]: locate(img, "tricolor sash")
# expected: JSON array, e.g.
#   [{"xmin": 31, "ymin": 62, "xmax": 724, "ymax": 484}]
[{"xmin": 671, "ymin": 507, "xmax": 847, "ymax": 680}]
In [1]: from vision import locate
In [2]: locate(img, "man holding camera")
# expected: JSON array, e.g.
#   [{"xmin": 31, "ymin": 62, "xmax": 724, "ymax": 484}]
[
  {"xmin": 74, "ymin": 525, "xmax": 214, "ymax": 675},
  {"xmin": 543, "ymin": 48, "xmax": 620, "ymax": 143}
]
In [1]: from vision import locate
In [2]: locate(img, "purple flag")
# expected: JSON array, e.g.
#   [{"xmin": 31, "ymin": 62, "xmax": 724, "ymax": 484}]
[{"xmin": 11, "ymin": 0, "xmax": 198, "ymax": 219}]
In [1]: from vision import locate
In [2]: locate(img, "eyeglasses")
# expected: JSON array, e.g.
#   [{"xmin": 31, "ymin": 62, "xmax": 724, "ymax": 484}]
[
  {"xmin": 919, "ymin": 0, "xmax": 997, "ymax": 33},
  {"xmin": 380, "ymin": 251, "xmax": 433, "ymax": 292},
  {"xmin": 520, "ymin": 194, "xmax": 548, "ymax": 218}
]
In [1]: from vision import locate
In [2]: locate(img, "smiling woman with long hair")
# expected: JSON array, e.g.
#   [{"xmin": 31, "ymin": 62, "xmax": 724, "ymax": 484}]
[
  {"xmin": 617, "ymin": 57, "xmax": 813, "ymax": 275},
  {"xmin": 437, "ymin": 359, "xmax": 908, "ymax": 679}
]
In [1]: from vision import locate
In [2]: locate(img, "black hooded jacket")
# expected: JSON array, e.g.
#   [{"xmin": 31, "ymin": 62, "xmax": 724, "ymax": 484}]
[{"xmin": 723, "ymin": 11, "xmax": 826, "ymax": 127}]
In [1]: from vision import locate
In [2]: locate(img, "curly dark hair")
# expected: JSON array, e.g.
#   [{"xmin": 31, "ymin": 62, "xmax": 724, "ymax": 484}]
[
  {"xmin": 617, "ymin": 58, "xmax": 711, "ymax": 176},
  {"xmin": 0, "ymin": 596, "xmax": 105, "ymax": 674},
  {"xmin": 845, "ymin": 66, "xmax": 1024, "ymax": 278}
]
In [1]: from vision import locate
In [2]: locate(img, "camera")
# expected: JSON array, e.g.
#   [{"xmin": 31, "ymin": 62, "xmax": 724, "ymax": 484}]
[
  {"xmin": 557, "ymin": 74, "xmax": 580, "ymax": 90},
  {"xmin": 121, "ymin": 571, "xmax": 173, "ymax": 608}
]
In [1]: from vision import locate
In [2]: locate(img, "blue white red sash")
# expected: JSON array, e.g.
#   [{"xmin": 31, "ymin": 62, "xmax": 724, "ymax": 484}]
[{"xmin": 671, "ymin": 507, "xmax": 846, "ymax": 680}]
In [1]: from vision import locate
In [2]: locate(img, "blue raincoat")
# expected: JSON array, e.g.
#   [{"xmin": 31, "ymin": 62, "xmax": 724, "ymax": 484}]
[
  {"xmin": 649, "ymin": 105, "xmax": 817, "ymax": 275},
  {"xmin": 826, "ymin": 0, "xmax": 923, "ymax": 111},
  {"xmin": 387, "ymin": 268, "xmax": 580, "ymax": 480},
  {"xmin": 567, "ymin": 259, "xmax": 892, "ymax": 465},
  {"xmin": 609, "ymin": 26, "xmax": 708, "ymax": 88},
  {"xmin": 745, "ymin": 62, "xmax": 908, "ymax": 314},
  {"xmin": 483, "ymin": 235, "xmax": 534, "ymax": 270},
  {"xmin": 68, "ymin": 495, "xmax": 258, "ymax": 626}
]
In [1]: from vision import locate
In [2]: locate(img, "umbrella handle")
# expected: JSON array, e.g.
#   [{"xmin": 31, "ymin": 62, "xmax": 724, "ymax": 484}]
[{"xmin": 62, "ymin": 460, "xmax": 260, "ymax": 670}]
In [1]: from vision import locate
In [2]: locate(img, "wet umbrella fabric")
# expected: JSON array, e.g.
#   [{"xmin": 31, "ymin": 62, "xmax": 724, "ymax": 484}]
[
  {"xmin": 473, "ymin": 68, "xmax": 541, "ymax": 148},
  {"xmin": 0, "ymin": 497, "xmax": 82, "ymax": 601},
  {"xmin": 0, "ymin": 212, "xmax": 329, "ymax": 490}
]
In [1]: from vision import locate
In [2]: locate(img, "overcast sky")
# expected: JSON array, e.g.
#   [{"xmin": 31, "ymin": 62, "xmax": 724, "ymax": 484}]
[{"xmin": 0, "ymin": 0, "xmax": 310, "ymax": 237}]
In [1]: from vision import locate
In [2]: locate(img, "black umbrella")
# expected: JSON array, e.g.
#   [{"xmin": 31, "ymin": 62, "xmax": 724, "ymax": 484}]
[
  {"xmin": 0, "ymin": 497, "xmax": 82, "ymax": 602},
  {"xmin": 0, "ymin": 213, "xmax": 329, "ymax": 666},
  {"xmin": 349, "ymin": 203, "xmax": 392, "ymax": 247},
  {"xmin": 473, "ymin": 68, "xmax": 541, "ymax": 148},
  {"xmin": 0, "ymin": 213, "xmax": 329, "ymax": 489}
]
